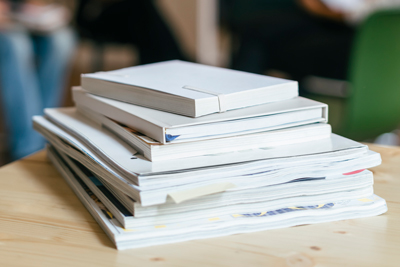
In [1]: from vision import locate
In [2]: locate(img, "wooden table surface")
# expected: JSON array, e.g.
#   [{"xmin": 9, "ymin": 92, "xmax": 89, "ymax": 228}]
[{"xmin": 0, "ymin": 144, "xmax": 399, "ymax": 267}]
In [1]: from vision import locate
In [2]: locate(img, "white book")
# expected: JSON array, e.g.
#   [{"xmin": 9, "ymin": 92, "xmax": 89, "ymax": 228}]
[
  {"xmin": 78, "ymin": 105, "xmax": 331, "ymax": 162},
  {"xmin": 72, "ymin": 87, "xmax": 327, "ymax": 144},
  {"xmin": 50, "ymin": 146, "xmax": 374, "ymax": 229},
  {"xmin": 91, "ymin": 170, "xmax": 377, "ymax": 218},
  {"xmin": 53, "ymin": 147, "xmax": 375, "ymax": 223},
  {"xmin": 38, "ymin": 108, "xmax": 374, "ymax": 183},
  {"xmin": 49, "ymin": 147, "xmax": 387, "ymax": 250},
  {"xmin": 81, "ymin": 60, "xmax": 299, "ymax": 117},
  {"xmin": 33, "ymin": 111, "xmax": 381, "ymax": 206}
]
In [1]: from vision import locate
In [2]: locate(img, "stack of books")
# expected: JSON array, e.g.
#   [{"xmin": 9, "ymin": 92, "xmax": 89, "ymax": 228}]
[{"xmin": 33, "ymin": 60, "xmax": 387, "ymax": 250}]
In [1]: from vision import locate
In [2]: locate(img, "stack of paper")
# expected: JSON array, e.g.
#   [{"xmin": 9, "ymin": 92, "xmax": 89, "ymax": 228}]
[{"xmin": 33, "ymin": 60, "xmax": 387, "ymax": 250}]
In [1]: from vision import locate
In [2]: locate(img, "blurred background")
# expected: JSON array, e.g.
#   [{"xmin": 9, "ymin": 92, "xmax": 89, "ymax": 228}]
[{"xmin": 0, "ymin": 0, "xmax": 400, "ymax": 166}]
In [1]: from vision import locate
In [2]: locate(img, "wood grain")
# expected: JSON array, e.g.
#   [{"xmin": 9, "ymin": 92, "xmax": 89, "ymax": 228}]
[{"xmin": 0, "ymin": 146, "xmax": 399, "ymax": 267}]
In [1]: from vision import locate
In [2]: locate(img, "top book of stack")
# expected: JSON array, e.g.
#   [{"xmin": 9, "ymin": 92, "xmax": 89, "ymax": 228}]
[{"xmin": 81, "ymin": 60, "xmax": 298, "ymax": 117}]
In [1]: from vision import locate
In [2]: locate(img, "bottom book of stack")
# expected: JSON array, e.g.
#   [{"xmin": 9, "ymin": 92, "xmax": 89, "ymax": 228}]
[{"xmin": 48, "ymin": 145, "xmax": 387, "ymax": 250}]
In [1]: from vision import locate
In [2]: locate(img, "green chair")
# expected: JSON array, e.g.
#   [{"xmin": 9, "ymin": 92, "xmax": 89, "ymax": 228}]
[{"xmin": 307, "ymin": 9, "xmax": 400, "ymax": 141}]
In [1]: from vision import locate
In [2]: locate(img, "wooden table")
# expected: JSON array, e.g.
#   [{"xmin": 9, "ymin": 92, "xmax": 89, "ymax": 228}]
[{"xmin": 1, "ymin": 144, "xmax": 399, "ymax": 267}]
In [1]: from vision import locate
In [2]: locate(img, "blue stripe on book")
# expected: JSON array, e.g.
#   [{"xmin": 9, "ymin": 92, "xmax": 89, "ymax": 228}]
[{"xmin": 165, "ymin": 134, "xmax": 180, "ymax": 142}]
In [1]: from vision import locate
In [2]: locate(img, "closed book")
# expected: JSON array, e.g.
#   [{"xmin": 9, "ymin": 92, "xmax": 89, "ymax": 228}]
[
  {"xmin": 78, "ymin": 105, "xmax": 331, "ymax": 162},
  {"xmin": 47, "ymin": 148, "xmax": 388, "ymax": 250},
  {"xmin": 33, "ymin": 110, "xmax": 381, "ymax": 206},
  {"xmin": 54, "ymin": 150, "xmax": 374, "ymax": 221},
  {"xmin": 73, "ymin": 87, "xmax": 327, "ymax": 144},
  {"xmin": 51, "ymin": 147, "xmax": 373, "ymax": 229},
  {"xmin": 81, "ymin": 60, "xmax": 298, "ymax": 117}
]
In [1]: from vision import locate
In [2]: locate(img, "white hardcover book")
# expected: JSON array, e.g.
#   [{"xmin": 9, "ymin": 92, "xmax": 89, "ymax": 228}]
[
  {"xmin": 81, "ymin": 60, "xmax": 299, "ymax": 118},
  {"xmin": 77, "ymin": 105, "xmax": 331, "ymax": 162},
  {"xmin": 72, "ymin": 87, "xmax": 327, "ymax": 144},
  {"xmin": 49, "ymin": 147, "xmax": 387, "ymax": 250}
]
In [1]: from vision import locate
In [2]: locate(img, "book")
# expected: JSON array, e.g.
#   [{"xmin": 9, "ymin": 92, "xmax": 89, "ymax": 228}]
[
  {"xmin": 51, "ymin": 145, "xmax": 374, "ymax": 229},
  {"xmin": 48, "ymin": 146, "xmax": 387, "ymax": 250},
  {"xmin": 78, "ymin": 106, "xmax": 331, "ymax": 162},
  {"xmin": 73, "ymin": 87, "xmax": 327, "ymax": 144},
  {"xmin": 81, "ymin": 60, "xmax": 299, "ymax": 117},
  {"xmin": 54, "ymin": 147, "xmax": 375, "ymax": 223},
  {"xmin": 97, "ymin": 169, "xmax": 376, "ymax": 218},
  {"xmin": 33, "ymin": 111, "xmax": 382, "ymax": 206}
]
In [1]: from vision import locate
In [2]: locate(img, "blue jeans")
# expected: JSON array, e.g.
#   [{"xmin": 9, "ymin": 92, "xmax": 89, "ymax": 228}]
[{"xmin": 0, "ymin": 27, "xmax": 75, "ymax": 160}]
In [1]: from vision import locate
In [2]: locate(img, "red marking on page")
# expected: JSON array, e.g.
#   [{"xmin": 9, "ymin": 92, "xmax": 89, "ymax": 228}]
[{"xmin": 343, "ymin": 169, "xmax": 365, "ymax": 175}]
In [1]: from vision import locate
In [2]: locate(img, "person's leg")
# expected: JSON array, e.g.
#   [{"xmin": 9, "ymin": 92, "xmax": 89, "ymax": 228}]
[
  {"xmin": 129, "ymin": 0, "xmax": 186, "ymax": 64},
  {"xmin": 275, "ymin": 16, "xmax": 355, "ymax": 82},
  {"xmin": 33, "ymin": 27, "xmax": 76, "ymax": 109},
  {"xmin": 0, "ymin": 27, "xmax": 44, "ymax": 160},
  {"xmin": 231, "ymin": 35, "xmax": 268, "ymax": 74},
  {"xmin": 231, "ymin": 6, "xmax": 354, "ymax": 81},
  {"xmin": 76, "ymin": 0, "xmax": 185, "ymax": 65},
  {"xmin": 231, "ymin": 11, "xmax": 319, "ymax": 74}
]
